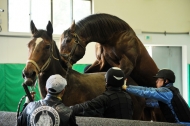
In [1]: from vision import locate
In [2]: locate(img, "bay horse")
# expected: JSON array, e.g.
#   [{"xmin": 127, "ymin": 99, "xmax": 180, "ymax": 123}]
[
  {"xmin": 22, "ymin": 20, "xmax": 106, "ymax": 106},
  {"xmin": 59, "ymin": 13, "xmax": 164, "ymax": 121}
]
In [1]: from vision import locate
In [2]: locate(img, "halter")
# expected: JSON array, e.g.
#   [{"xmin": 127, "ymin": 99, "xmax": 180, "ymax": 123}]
[
  {"xmin": 61, "ymin": 33, "xmax": 85, "ymax": 63},
  {"xmin": 62, "ymin": 33, "xmax": 85, "ymax": 79},
  {"xmin": 27, "ymin": 40, "xmax": 59, "ymax": 73},
  {"xmin": 72, "ymin": 33, "xmax": 85, "ymax": 49}
]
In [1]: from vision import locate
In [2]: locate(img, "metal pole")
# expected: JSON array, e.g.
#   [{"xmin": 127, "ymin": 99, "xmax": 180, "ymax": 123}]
[{"xmin": 51, "ymin": 0, "xmax": 53, "ymax": 24}]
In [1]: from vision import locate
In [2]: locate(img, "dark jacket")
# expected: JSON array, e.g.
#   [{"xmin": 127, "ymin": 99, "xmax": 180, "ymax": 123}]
[
  {"xmin": 71, "ymin": 87, "xmax": 133, "ymax": 119},
  {"xmin": 126, "ymin": 83, "xmax": 190, "ymax": 125},
  {"xmin": 17, "ymin": 94, "xmax": 78, "ymax": 126}
]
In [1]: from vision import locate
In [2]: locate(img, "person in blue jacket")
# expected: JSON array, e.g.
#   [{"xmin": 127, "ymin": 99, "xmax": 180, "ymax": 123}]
[{"xmin": 122, "ymin": 69, "xmax": 190, "ymax": 125}]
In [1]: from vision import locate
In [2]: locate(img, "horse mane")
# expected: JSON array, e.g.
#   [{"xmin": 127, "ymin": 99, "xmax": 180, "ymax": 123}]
[
  {"xmin": 75, "ymin": 13, "xmax": 136, "ymax": 42},
  {"xmin": 52, "ymin": 40, "xmax": 68, "ymax": 69}
]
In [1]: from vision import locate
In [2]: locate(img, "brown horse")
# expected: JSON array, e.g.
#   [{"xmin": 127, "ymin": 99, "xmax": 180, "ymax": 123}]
[
  {"xmin": 59, "ymin": 13, "xmax": 164, "ymax": 121},
  {"xmin": 22, "ymin": 20, "xmax": 106, "ymax": 106},
  {"xmin": 60, "ymin": 13, "xmax": 159, "ymax": 87}
]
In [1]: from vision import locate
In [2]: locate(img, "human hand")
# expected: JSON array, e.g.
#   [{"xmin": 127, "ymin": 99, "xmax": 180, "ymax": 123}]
[
  {"xmin": 122, "ymin": 79, "xmax": 128, "ymax": 90},
  {"xmin": 122, "ymin": 84, "xmax": 127, "ymax": 90},
  {"xmin": 25, "ymin": 91, "xmax": 36, "ymax": 103}
]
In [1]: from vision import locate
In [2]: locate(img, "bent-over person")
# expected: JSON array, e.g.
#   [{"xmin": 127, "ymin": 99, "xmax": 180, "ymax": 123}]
[{"xmin": 71, "ymin": 67, "xmax": 133, "ymax": 119}]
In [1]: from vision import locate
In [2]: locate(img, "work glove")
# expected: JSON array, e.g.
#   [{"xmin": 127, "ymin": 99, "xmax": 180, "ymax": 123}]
[{"xmin": 122, "ymin": 79, "xmax": 128, "ymax": 90}]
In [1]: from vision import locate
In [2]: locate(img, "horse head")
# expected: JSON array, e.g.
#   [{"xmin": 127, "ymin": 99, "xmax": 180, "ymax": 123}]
[
  {"xmin": 22, "ymin": 20, "xmax": 62, "ymax": 97},
  {"xmin": 60, "ymin": 21, "xmax": 86, "ymax": 67}
]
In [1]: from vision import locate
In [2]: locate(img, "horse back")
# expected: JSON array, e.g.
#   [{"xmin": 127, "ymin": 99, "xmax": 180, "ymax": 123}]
[{"xmin": 62, "ymin": 70, "xmax": 106, "ymax": 106}]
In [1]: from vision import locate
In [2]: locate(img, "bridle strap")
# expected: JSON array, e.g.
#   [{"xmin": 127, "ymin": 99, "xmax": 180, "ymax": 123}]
[
  {"xmin": 27, "ymin": 55, "xmax": 52, "ymax": 73},
  {"xmin": 71, "ymin": 33, "xmax": 85, "ymax": 50},
  {"xmin": 41, "ymin": 56, "xmax": 51, "ymax": 71},
  {"xmin": 62, "ymin": 33, "xmax": 85, "ymax": 79},
  {"xmin": 64, "ymin": 32, "xmax": 85, "ymax": 63},
  {"xmin": 27, "ymin": 60, "xmax": 41, "ymax": 72}
]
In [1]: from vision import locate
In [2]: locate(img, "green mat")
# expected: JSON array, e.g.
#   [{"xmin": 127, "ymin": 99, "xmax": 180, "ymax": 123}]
[{"xmin": 0, "ymin": 64, "xmax": 90, "ymax": 112}]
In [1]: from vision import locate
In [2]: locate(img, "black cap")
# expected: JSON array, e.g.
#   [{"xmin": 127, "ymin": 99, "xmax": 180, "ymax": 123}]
[
  {"xmin": 105, "ymin": 67, "xmax": 125, "ymax": 87},
  {"xmin": 153, "ymin": 69, "xmax": 175, "ymax": 83}
]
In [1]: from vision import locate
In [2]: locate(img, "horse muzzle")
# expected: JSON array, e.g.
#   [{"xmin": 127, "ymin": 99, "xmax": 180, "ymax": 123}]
[
  {"xmin": 23, "ymin": 78, "xmax": 35, "ymax": 86},
  {"xmin": 22, "ymin": 69, "xmax": 37, "ymax": 86}
]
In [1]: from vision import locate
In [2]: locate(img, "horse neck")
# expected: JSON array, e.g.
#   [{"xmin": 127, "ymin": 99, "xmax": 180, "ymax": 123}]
[
  {"xmin": 39, "ymin": 51, "xmax": 68, "ymax": 96},
  {"xmin": 76, "ymin": 26, "xmax": 105, "ymax": 45},
  {"xmin": 51, "ymin": 42, "xmax": 67, "ymax": 76},
  {"xmin": 50, "ymin": 41, "xmax": 83, "ymax": 82},
  {"xmin": 75, "ymin": 20, "xmax": 135, "ymax": 45}
]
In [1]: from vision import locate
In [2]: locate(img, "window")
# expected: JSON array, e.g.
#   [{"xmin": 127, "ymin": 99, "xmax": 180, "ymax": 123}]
[{"xmin": 8, "ymin": 0, "xmax": 91, "ymax": 34}]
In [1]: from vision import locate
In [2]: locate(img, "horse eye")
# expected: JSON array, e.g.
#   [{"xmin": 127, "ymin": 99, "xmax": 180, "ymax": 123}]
[
  {"xmin": 63, "ymin": 39, "xmax": 70, "ymax": 44},
  {"xmin": 66, "ymin": 39, "xmax": 70, "ymax": 43},
  {"xmin": 45, "ymin": 45, "xmax": 51, "ymax": 49}
]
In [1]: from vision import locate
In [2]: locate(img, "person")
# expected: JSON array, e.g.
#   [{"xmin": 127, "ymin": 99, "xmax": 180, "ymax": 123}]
[
  {"xmin": 122, "ymin": 69, "xmax": 190, "ymax": 125},
  {"xmin": 71, "ymin": 67, "xmax": 133, "ymax": 119},
  {"xmin": 17, "ymin": 74, "xmax": 78, "ymax": 126}
]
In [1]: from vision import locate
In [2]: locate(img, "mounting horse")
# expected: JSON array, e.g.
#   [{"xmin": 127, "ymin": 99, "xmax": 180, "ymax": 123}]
[
  {"xmin": 22, "ymin": 21, "xmax": 106, "ymax": 106},
  {"xmin": 59, "ymin": 13, "xmax": 164, "ymax": 121}
]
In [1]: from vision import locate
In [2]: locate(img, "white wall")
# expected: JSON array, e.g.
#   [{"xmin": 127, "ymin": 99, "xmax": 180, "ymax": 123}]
[{"xmin": 93, "ymin": 0, "xmax": 190, "ymax": 32}]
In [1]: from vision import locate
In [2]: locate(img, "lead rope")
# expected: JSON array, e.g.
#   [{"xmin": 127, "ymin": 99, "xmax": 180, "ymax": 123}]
[
  {"xmin": 16, "ymin": 84, "xmax": 35, "ymax": 125},
  {"xmin": 16, "ymin": 95, "xmax": 27, "ymax": 121},
  {"xmin": 65, "ymin": 42, "xmax": 78, "ymax": 79}
]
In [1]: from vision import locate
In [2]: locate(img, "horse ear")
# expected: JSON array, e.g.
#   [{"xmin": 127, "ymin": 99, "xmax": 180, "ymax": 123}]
[
  {"xmin": 70, "ymin": 20, "xmax": 75, "ymax": 33},
  {"xmin": 30, "ymin": 20, "xmax": 38, "ymax": 35},
  {"xmin": 46, "ymin": 21, "xmax": 53, "ymax": 37}
]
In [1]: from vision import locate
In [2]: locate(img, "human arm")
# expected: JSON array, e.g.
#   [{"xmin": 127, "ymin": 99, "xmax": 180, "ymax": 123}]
[
  {"xmin": 123, "ymin": 85, "xmax": 173, "ymax": 103},
  {"xmin": 71, "ymin": 95, "xmax": 108, "ymax": 117},
  {"xmin": 69, "ymin": 111, "xmax": 78, "ymax": 126},
  {"xmin": 146, "ymin": 99, "xmax": 159, "ymax": 108}
]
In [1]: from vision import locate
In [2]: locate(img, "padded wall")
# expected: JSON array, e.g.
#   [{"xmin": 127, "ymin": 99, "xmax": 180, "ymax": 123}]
[
  {"xmin": 0, "ymin": 64, "xmax": 189, "ymax": 112},
  {"xmin": 0, "ymin": 64, "xmax": 89, "ymax": 112}
]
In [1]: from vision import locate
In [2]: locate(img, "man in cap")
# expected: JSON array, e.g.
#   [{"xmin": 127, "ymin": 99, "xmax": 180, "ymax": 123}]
[
  {"xmin": 122, "ymin": 69, "xmax": 190, "ymax": 125},
  {"xmin": 71, "ymin": 67, "xmax": 133, "ymax": 119},
  {"xmin": 17, "ymin": 74, "xmax": 78, "ymax": 126}
]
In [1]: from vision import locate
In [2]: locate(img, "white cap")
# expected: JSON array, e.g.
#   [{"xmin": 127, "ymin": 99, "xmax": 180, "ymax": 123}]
[{"xmin": 46, "ymin": 74, "xmax": 67, "ymax": 94}]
